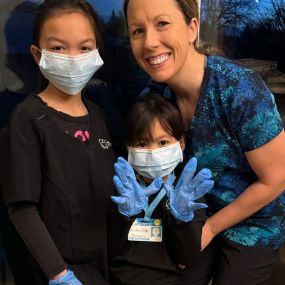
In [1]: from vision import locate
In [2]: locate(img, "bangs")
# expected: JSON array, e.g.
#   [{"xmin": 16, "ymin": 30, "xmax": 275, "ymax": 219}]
[
  {"xmin": 125, "ymin": 94, "xmax": 185, "ymax": 146},
  {"xmin": 125, "ymin": 111, "xmax": 155, "ymax": 146}
]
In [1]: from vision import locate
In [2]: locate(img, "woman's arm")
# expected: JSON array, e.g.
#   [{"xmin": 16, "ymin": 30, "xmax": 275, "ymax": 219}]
[{"xmin": 202, "ymin": 131, "xmax": 285, "ymax": 250}]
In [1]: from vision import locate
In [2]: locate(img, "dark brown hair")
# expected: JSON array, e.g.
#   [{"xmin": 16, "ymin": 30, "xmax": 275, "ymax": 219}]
[
  {"xmin": 125, "ymin": 93, "xmax": 185, "ymax": 146},
  {"xmin": 32, "ymin": 0, "xmax": 102, "ymax": 48}
]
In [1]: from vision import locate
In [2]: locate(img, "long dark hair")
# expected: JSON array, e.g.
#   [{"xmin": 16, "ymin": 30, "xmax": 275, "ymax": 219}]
[
  {"xmin": 32, "ymin": 0, "xmax": 102, "ymax": 48},
  {"xmin": 125, "ymin": 93, "xmax": 185, "ymax": 146}
]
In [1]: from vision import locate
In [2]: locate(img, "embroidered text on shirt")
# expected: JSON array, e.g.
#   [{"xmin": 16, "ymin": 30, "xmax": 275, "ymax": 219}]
[{"xmin": 99, "ymin": 139, "xmax": 112, "ymax": 149}]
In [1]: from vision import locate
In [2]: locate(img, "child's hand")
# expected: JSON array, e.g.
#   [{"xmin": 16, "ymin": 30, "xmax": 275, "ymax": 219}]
[
  {"xmin": 49, "ymin": 269, "xmax": 83, "ymax": 285},
  {"xmin": 111, "ymin": 157, "xmax": 163, "ymax": 217},
  {"xmin": 164, "ymin": 157, "xmax": 214, "ymax": 222}
]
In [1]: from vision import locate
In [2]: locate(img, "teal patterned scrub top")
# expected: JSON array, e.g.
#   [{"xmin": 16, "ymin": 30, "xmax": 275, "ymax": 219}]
[{"xmin": 143, "ymin": 56, "xmax": 285, "ymax": 249}]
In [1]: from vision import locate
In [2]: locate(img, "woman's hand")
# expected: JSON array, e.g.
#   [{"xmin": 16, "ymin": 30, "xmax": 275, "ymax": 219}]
[
  {"xmin": 201, "ymin": 221, "xmax": 216, "ymax": 251},
  {"xmin": 200, "ymin": 132, "xmax": 285, "ymax": 244}
]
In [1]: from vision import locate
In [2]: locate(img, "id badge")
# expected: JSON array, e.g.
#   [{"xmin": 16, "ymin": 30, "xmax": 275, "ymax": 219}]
[{"xmin": 128, "ymin": 218, "xmax": 163, "ymax": 242}]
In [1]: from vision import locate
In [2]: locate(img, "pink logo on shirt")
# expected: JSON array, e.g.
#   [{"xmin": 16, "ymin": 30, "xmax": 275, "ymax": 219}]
[{"xmin": 74, "ymin": 130, "xmax": 90, "ymax": 142}]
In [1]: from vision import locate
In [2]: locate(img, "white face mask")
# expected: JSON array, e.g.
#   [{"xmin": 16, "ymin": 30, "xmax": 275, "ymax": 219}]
[
  {"xmin": 128, "ymin": 142, "xmax": 183, "ymax": 180},
  {"xmin": 38, "ymin": 49, "xmax": 104, "ymax": 95}
]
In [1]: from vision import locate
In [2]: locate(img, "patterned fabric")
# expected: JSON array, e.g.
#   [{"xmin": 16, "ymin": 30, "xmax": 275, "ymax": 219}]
[{"xmin": 143, "ymin": 56, "xmax": 285, "ymax": 249}]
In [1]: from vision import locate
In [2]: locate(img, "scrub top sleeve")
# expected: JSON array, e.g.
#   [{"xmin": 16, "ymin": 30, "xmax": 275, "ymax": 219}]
[
  {"xmin": 1, "ymin": 116, "xmax": 42, "ymax": 205},
  {"xmin": 229, "ymin": 72, "xmax": 283, "ymax": 152}
]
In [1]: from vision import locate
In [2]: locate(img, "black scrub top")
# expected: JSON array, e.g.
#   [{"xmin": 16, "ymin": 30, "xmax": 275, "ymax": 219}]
[
  {"xmin": 110, "ymin": 193, "xmax": 206, "ymax": 285},
  {"xmin": 0, "ymin": 94, "xmax": 117, "ymax": 284}
]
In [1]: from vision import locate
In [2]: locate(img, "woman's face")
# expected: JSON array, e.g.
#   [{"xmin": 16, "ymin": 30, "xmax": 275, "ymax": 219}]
[{"xmin": 127, "ymin": 0, "xmax": 197, "ymax": 83}]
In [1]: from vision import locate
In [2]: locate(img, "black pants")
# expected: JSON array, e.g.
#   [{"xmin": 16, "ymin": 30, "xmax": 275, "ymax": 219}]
[{"xmin": 178, "ymin": 236, "xmax": 278, "ymax": 285}]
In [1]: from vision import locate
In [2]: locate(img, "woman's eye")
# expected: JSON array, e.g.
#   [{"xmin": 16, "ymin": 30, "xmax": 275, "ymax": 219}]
[
  {"xmin": 157, "ymin": 21, "xmax": 169, "ymax": 28},
  {"xmin": 132, "ymin": 28, "xmax": 143, "ymax": 36}
]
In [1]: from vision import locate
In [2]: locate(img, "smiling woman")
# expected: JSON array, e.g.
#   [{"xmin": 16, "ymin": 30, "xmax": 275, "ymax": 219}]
[
  {"xmin": 125, "ymin": 0, "xmax": 201, "ymax": 84},
  {"xmin": 123, "ymin": 0, "xmax": 285, "ymax": 285}
]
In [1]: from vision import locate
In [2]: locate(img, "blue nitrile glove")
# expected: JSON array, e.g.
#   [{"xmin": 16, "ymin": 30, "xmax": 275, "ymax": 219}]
[
  {"xmin": 49, "ymin": 269, "xmax": 83, "ymax": 285},
  {"xmin": 111, "ymin": 157, "xmax": 163, "ymax": 217},
  {"xmin": 164, "ymin": 157, "xmax": 214, "ymax": 222}
]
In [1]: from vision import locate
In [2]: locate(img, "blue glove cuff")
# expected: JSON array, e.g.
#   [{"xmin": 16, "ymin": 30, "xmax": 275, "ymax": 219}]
[
  {"xmin": 49, "ymin": 269, "xmax": 74, "ymax": 284},
  {"xmin": 118, "ymin": 204, "xmax": 145, "ymax": 218}
]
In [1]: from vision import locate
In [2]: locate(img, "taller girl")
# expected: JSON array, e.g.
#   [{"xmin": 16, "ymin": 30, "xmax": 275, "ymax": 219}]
[{"xmin": 0, "ymin": 1, "xmax": 133, "ymax": 284}]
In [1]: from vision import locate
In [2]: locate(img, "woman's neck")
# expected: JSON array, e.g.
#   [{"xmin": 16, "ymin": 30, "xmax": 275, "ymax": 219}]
[
  {"xmin": 167, "ymin": 50, "xmax": 206, "ymax": 127},
  {"xmin": 167, "ymin": 50, "xmax": 205, "ymax": 100},
  {"xmin": 39, "ymin": 83, "xmax": 88, "ymax": 117}
]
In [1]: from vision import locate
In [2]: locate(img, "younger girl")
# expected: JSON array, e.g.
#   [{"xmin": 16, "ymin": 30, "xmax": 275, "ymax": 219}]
[
  {"xmin": 110, "ymin": 94, "xmax": 214, "ymax": 285},
  {"xmin": 0, "ymin": 1, "xmax": 134, "ymax": 284}
]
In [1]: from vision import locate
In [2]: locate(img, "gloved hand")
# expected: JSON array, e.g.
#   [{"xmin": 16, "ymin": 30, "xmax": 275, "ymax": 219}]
[
  {"xmin": 164, "ymin": 157, "xmax": 214, "ymax": 222},
  {"xmin": 49, "ymin": 269, "xmax": 83, "ymax": 285},
  {"xmin": 111, "ymin": 157, "xmax": 163, "ymax": 217}
]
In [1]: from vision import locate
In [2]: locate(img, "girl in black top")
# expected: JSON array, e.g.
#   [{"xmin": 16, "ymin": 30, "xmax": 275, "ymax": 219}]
[
  {"xmin": 0, "ymin": 1, "xmax": 132, "ymax": 284},
  {"xmin": 110, "ymin": 94, "xmax": 213, "ymax": 285}
]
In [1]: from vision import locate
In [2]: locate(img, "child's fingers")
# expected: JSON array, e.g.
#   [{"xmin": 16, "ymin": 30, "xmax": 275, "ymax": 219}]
[{"xmin": 176, "ymin": 157, "xmax": 197, "ymax": 189}]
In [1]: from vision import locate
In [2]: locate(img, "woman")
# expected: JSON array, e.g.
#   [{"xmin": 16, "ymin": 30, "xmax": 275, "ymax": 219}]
[{"xmin": 123, "ymin": 0, "xmax": 285, "ymax": 284}]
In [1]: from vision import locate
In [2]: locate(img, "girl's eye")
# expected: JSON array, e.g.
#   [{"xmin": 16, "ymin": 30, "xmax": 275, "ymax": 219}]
[
  {"xmin": 159, "ymin": 140, "xmax": 168, "ymax": 146},
  {"xmin": 81, "ymin": 46, "xmax": 93, "ymax": 52},
  {"xmin": 136, "ymin": 142, "xmax": 147, "ymax": 148},
  {"xmin": 50, "ymin": 46, "xmax": 65, "ymax": 52},
  {"xmin": 157, "ymin": 21, "xmax": 169, "ymax": 28}
]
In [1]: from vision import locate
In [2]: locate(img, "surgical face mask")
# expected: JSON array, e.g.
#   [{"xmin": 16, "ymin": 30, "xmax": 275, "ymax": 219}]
[
  {"xmin": 38, "ymin": 49, "xmax": 104, "ymax": 95},
  {"xmin": 128, "ymin": 142, "xmax": 183, "ymax": 180}
]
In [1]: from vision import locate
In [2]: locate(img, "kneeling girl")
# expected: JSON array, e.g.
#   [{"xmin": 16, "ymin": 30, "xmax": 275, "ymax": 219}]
[{"xmin": 110, "ymin": 94, "xmax": 213, "ymax": 285}]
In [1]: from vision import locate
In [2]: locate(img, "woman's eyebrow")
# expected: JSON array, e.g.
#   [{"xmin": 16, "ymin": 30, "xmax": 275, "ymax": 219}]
[{"xmin": 129, "ymin": 14, "xmax": 171, "ymax": 28}]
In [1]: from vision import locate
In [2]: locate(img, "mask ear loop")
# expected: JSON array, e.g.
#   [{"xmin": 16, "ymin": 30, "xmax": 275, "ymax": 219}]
[
  {"xmin": 30, "ymin": 45, "xmax": 43, "ymax": 66},
  {"xmin": 34, "ymin": 46, "xmax": 42, "ymax": 54}
]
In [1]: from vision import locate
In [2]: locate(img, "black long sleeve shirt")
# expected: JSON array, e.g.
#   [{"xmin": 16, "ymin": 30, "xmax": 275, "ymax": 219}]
[{"xmin": 0, "ymin": 94, "xmax": 132, "ymax": 285}]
